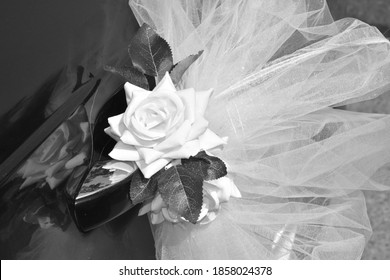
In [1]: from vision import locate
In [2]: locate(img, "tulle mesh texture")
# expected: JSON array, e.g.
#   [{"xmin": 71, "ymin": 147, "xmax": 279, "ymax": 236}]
[{"xmin": 129, "ymin": 0, "xmax": 390, "ymax": 259}]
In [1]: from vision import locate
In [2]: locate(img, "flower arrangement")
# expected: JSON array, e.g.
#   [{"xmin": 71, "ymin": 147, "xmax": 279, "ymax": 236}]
[{"xmin": 105, "ymin": 24, "xmax": 240, "ymax": 224}]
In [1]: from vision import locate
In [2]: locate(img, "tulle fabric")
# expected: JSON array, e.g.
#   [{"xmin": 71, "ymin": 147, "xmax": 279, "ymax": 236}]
[{"xmin": 129, "ymin": 0, "xmax": 390, "ymax": 259}]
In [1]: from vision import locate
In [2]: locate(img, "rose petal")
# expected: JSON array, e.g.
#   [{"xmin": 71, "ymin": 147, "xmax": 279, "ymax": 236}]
[
  {"xmin": 162, "ymin": 140, "xmax": 200, "ymax": 159},
  {"xmin": 60, "ymin": 123, "xmax": 70, "ymax": 141},
  {"xmin": 150, "ymin": 212, "xmax": 165, "ymax": 224},
  {"xmin": 209, "ymin": 177, "xmax": 234, "ymax": 203},
  {"xmin": 200, "ymin": 211, "xmax": 218, "ymax": 225},
  {"xmin": 153, "ymin": 72, "xmax": 176, "ymax": 93},
  {"xmin": 130, "ymin": 113, "xmax": 166, "ymax": 140},
  {"xmin": 58, "ymin": 138, "xmax": 78, "ymax": 161},
  {"xmin": 136, "ymin": 158, "xmax": 171, "ymax": 178},
  {"xmin": 204, "ymin": 145, "xmax": 224, "ymax": 156},
  {"xmin": 217, "ymin": 183, "xmax": 231, "ymax": 203},
  {"xmin": 120, "ymin": 130, "xmax": 155, "ymax": 147},
  {"xmin": 209, "ymin": 176, "xmax": 234, "ymax": 189},
  {"xmin": 230, "ymin": 180, "xmax": 242, "ymax": 198},
  {"xmin": 151, "ymin": 194, "xmax": 166, "ymax": 213},
  {"xmin": 199, "ymin": 129, "xmax": 228, "ymax": 151},
  {"xmin": 138, "ymin": 201, "xmax": 152, "ymax": 216},
  {"xmin": 104, "ymin": 127, "xmax": 121, "ymax": 142},
  {"xmin": 123, "ymin": 90, "xmax": 152, "ymax": 125},
  {"xmin": 107, "ymin": 113, "xmax": 125, "ymax": 137},
  {"xmin": 64, "ymin": 153, "xmax": 87, "ymax": 169},
  {"xmin": 176, "ymin": 88, "xmax": 196, "ymax": 124},
  {"xmin": 147, "ymin": 92, "xmax": 185, "ymax": 134},
  {"xmin": 37, "ymin": 130, "xmax": 65, "ymax": 163},
  {"xmin": 187, "ymin": 117, "xmax": 209, "ymax": 141},
  {"xmin": 109, "ymin": 141, "xmax": 141, "ymax": 161},
  {"xmin": 137, "ymin": 147, "xmax": 164, "ymax": 164},
  {"xmin": 162, "ymin": 208, "xmax": 180, "ymax": 223},
  {"xmin": 19, "ymin": 159, "xmax": 47, "ymax": 178},
  {"xmin": 203, "ymin": 183, "xmax": 221, "ymax": 209},
  {"xmin": 124, "ymin": 82, "xmax": 148, "ymax": 105},
  {"xmin": 155, "ymin": 120, "xmax": 192, "ymax": 151},
  {"xmin": 80, "ymin": 122, "xmax": 89, "ymax": 142},
  {"xmin": 46, "ymin": 169, "xmax": 72, "ymax": 190},
  {"xmin": 164, "ymin": 159, "xmax": 181, "ymax": 169},
  {"xmin": 195, "ymin": 88, "xmax": 213, "ymax": 118},
  {"xmin": 20, "ymin": 174, "xmax": 46, "ymax": 190}
]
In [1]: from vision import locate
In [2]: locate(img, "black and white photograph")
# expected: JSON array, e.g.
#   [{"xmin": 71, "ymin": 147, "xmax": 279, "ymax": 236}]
[{"xmin": 1, "ymin": 0, "xmax": 390, "ymax": 276}]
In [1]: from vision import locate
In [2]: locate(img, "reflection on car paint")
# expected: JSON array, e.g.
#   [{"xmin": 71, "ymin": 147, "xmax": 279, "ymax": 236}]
[{"xmin": 18, "ymin": 106, "xmax": 90, "ymax": 190}]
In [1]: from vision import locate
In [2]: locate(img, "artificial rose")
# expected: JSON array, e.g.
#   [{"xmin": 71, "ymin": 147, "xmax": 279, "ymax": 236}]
[
  {"xmin": 105, "ymin": 72, "xmax": 227, "ymax": 178},
  {"xmin": 138, "ymin": 175, "xmax": 242, "ymax": 224}
]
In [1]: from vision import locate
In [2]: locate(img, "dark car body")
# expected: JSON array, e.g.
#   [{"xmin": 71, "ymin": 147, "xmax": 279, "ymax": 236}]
[{"xmin": 0, "ymin": 0, "xmax": 155, "ymax": 259}]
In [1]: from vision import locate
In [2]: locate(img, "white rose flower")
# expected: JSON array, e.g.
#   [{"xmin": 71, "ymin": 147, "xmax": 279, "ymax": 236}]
[
  {"xmin": 105, "ymin": 72, "xmax": 227, "ymax": 178},
  {"xmin": 138, "ymin": 175, "xmax": 242, "ymax": 224}
]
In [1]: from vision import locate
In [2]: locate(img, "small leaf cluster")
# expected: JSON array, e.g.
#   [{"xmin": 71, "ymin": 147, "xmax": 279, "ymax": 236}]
[
  {"xmin": 105, "ymin": 23, "xmax": 203, "ymax": 89},
  {"xmin": 129, "ymin": 151, "xmax": 227, "ymax": 224},
  {"xmin": 105, "ymin": 23, "xmax": 212, "ymax": 224}
]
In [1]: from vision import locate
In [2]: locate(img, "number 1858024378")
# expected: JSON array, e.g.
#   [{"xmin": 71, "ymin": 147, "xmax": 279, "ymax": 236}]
[{"xmin": 212, "ymin": 266, "xmax": 272, "ymax": 276}]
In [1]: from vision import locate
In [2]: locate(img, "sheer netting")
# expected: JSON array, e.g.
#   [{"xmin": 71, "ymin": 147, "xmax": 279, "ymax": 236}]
[{"xmin": 129, "ymin": 0, "xmax": 390, "ymax": 259}]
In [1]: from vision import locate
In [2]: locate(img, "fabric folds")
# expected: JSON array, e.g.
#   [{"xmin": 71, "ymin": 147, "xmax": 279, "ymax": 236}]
[{"xmin": 129, "ymin": 0, "xmax": 390, "ymax": 259}]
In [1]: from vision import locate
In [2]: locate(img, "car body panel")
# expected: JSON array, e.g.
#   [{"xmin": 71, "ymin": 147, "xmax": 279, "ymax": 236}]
[{"xmin": 0, "ymin": 0, "xmax": 155, "ymax": 259}]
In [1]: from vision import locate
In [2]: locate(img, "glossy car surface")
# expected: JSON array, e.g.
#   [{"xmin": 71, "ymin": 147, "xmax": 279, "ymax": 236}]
[{"xmin": 0, "ymin": 0, "xmax": 155, "ymax": 259}]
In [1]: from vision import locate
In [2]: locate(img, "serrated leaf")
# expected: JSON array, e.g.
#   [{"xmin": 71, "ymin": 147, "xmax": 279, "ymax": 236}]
[
  {"xmin": 185, "ymin": 151, "xmax": 227, "ymax": 181},
  {"xmin": 130, "ymin": 169, "xmax": 158, "ymax": 205},
  {"xmin": 104, "ymin": 65, "xmax": 149, "ymax": 90},
  {"xmin": 128, "ymin": 23, "xmax": 173, "ymax": 80},
  {"xmin": 170, "ymin": 50, "xmax": 204, "ymax": 85},
  {"xmin": 181, "ymin": 156, "xmax": 209, "ymax": 179},
  {"xmin": 157, "ymin": 165, "xmax": 203, "ymax": 224}
]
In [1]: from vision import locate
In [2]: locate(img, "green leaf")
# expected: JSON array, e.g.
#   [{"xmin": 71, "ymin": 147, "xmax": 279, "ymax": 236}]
[
  {"xmin": 170, "ymin": 50, "xmax": 204, "ymax": 85},
  {"xmin": 182, "ymin": 151, "xmax": 227, "ymax": 181},
  {"xmin": 128, "ymin": 23, "xmax": 173, "ymax": 80},
  {"xmin": 157, "ymin": 165, "xmax": 203, "ymax": 224},
  {"xmin": 104, "ymin": 65, "xmax": 149, "ymax": 90},
  {"xmin": 129, "ymin": 169, "xmax": 158, "ymax": 205}
]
